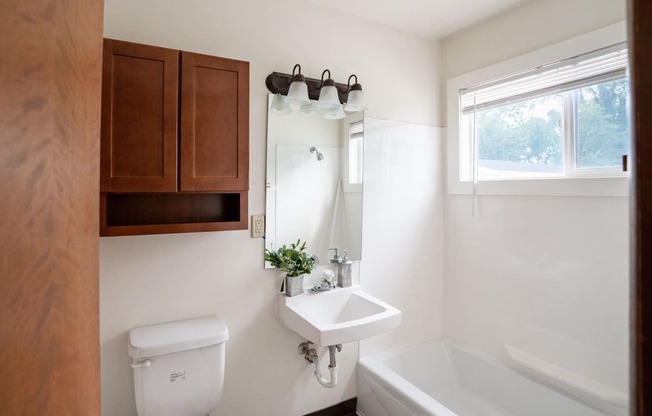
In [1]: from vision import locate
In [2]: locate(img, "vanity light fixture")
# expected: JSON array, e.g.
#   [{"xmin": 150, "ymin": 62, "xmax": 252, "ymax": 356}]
[
  {"xmin": 265, "ymin": 67, "xmax": 366, "ymax": 115},
  {"xmin": 285, "ymin": 64, "xmax": 310, "ymax": 105},
  {"xmin": 270, "ymin": 93, "xmax": 292, "ymax": 115},
  {"xmin": 317, "ymin": 69, "xmax": 341, "ymax": 108},
  {"xmin": 344, "ymin": 74, "xmax": 366, "ymax": 112}
]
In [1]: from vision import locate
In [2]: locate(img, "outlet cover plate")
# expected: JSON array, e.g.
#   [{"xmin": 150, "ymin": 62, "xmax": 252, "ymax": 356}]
[{"xmin": 252, "ymin": 215, "xmax": 264, "ymax": 238}]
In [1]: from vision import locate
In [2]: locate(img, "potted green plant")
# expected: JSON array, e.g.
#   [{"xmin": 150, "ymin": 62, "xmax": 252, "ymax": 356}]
[{"xmin": 265, "ymin": 239, "xmax": 316, "ymax": 296}]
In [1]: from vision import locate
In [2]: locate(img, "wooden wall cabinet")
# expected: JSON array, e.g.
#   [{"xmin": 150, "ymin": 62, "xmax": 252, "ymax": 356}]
[{"xmin": 100, "ymin": 39, "xmax": 249, "ymax": 236}]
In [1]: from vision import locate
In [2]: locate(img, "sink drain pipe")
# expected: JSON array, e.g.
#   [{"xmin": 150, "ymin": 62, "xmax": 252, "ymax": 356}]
[{"xmin": 299, "ymin": 342, "xmax": 342, "ymax": 388}]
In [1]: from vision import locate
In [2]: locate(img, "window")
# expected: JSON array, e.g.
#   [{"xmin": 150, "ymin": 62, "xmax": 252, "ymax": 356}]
[
  {"xmin": 459, "ymin": 43, "xmax": 629, "ymax": 182},
  {"xmin": 348, "ymin": 120, "xmax": 364, "ymax": 185},
  {"xmin": 575, "ymin": 78, "xmax": 630, "ymax": 169}
]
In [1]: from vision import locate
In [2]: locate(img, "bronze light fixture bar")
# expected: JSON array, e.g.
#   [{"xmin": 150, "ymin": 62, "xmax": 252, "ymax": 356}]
[{"xmin": 266, "ymin": 69, "xmax": 353, "ymax": 104}]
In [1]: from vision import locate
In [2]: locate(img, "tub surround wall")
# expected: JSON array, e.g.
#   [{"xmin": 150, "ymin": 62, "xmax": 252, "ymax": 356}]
[
  {"xmin": 101, "ymin": 0, "xmax": 443, "ymax": 415},
  {"xmin": 359, "ymin": 119, "xmax": 445, "ymax": 357},
  {"xmin": 444, "ymin": 197, "xmax": 629, "ymax": 403},
  {"xmin": 441, "ymin": 0, "xmax": 629, "ymax": 408}
]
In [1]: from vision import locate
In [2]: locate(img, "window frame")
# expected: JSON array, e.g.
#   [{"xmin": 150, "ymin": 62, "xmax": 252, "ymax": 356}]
[{"xmin": 446, "ymin": 22, "xmax": 629, "ymax": 197}]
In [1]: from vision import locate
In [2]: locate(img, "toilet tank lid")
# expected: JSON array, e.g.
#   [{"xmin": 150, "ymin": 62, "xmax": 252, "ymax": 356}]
[{"xmin": 128, "ymin": 315, "xmax": 229, "ymax": 358}]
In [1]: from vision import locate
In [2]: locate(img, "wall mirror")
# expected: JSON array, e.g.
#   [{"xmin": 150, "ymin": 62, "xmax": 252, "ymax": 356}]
[{"xmin": 265, "ymin": 94, "xmax": 364, "ymax": 266}]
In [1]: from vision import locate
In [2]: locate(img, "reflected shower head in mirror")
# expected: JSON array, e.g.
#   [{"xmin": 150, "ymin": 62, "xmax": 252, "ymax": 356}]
[{"xmin": 310, "ymin": 147, "xmax": 324, "ymax": 161}]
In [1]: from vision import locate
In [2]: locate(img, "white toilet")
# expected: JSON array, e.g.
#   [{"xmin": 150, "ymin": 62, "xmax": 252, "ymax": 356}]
[{"xmin": 128, "ymin": 315, "xmax": 229, "ymax": 416}]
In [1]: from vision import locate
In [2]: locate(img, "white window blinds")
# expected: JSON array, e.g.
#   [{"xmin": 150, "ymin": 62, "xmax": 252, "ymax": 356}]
[
  {"xmin": 349, "ymin": 120, "xmax": 364, "ymax": 139},
  {"xmin": 460, "ymin": 43, "xmax": 628, "ymax": 114}
]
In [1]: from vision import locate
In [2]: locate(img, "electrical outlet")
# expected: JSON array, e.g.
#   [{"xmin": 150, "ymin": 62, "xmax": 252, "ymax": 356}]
[{"xmin": 251, "ymin": 215, "xmax": 265, "ymax": 238}]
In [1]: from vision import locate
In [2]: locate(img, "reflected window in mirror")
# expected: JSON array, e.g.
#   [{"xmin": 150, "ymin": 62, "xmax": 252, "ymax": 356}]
[{"xmin": 348, "ymin": 121, "xmax": 364, "ymax": 187}]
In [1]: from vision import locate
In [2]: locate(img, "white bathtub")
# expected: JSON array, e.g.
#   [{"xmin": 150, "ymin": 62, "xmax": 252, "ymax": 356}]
[{"xmin": 357, "ymin": 340, "xmax": 610, "ymax": 416}]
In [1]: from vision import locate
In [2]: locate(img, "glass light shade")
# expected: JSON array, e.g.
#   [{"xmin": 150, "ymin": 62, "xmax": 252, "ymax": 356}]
[
  {"xmin": 270, "ymin": 94, "xmax": 291, "ymax": 115},
  {"xmin": 286, "ymin": 80, "xmax": 310, "ymax": 105},
  {"xmin": 344, "ymin": 89, "xmax": 367, "ymax": 112},
  {"xmin": 324, "ymin": 104, "xmax": 346, "ymax": 119},
  {"xmin": 317, "ymin": 85, "xmax": 340, "ymax": 108},
  {"xmin": 298, "ymin": 100, "xmax": 318, "ymax": 114}
]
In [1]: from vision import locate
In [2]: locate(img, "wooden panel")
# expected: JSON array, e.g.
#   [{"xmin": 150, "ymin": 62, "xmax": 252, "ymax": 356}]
[
  {"xmin": 101, "ymin": 39, "xmax": 178, "ymax": 192},
  {"xmin": 100, "ymin": 192, "xmax": 248, "ymax": 236},
  {"xmin": 180, "ymin": 52, "xmax": 249, "ymax": 191},
  {"xmin": 630, "ymin": 0, "xmax": 652, "ymax": 413},
  {"xmin": 0, "ymin": 0, "xmax": 103, "ymax": 414}
]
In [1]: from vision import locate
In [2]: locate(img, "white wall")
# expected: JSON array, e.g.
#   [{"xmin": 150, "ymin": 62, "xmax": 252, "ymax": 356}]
[
  {"xmin": 100, "ymin": 1, "xmax": 444, "ymax": 415},
  {"xmin": 441, "ymin": 0, "xmax": 627, "ymax": 80},
  {"xmin": 441, "ymin": 0, "xmax": 629, "ymax": 413}
]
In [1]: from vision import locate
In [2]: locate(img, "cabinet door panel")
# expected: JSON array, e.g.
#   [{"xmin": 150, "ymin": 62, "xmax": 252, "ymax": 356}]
[
  {"xmin": 180, "ymin": 52, "xmax": 249, "ymax": 191},
  {"xmin": 101, "ymin": 39, "xmax": 178, "ymax": 192}
]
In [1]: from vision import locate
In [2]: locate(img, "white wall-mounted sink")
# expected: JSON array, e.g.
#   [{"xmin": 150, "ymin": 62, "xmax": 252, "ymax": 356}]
[{"xmin": 276, "ymin": 285, "xmax": 401, "ymax": 346}]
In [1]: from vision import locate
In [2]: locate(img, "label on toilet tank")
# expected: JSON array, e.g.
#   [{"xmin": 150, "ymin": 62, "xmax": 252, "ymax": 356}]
[{"xmin": 170, "ymin": 371, "xmax": 186, "ymax": 382}]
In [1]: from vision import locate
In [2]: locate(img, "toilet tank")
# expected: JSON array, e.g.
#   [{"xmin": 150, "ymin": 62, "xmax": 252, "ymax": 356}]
[{"xmin": 128, "ymin": 316, "xmax": 229, "ymax": 416}]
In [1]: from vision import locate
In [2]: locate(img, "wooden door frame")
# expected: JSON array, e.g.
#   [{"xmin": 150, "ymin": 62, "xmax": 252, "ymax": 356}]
[
  {"xmin": 0, "ymin": 0, "xmax": 102, "ymax": 413},
  {"xmin": 630, "ymin": 0, "xmax": 651, "ymax": 413}
]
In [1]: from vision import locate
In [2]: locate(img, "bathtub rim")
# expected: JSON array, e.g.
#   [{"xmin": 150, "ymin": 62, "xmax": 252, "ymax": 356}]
[
  {"xmin": 358, "ymin": 338, "xmax": 625, "ymax": 416},
  {"xmin": 358, "ymin": 339, "xmax": 459, "ymax": 416}
]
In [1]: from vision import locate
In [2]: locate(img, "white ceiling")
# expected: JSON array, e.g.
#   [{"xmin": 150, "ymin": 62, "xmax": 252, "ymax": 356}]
[{"xmin": 307, "ymin": 0, "xmax": 532, "ymax": 39}]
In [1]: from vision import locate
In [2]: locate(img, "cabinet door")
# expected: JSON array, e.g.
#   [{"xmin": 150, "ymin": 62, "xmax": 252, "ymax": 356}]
[
  {"xmin": 180, "ymin": 52, "xmax": 249, "ymax": 191},
  {"xmin": 100, "ymin": 39, "xmax": 178, "ymax": 192}
]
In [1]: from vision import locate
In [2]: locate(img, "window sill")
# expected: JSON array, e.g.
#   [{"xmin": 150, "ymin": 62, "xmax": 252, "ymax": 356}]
[{"xmin": 447, "ymin": 176, "xmax": 629, "ymax": 197}]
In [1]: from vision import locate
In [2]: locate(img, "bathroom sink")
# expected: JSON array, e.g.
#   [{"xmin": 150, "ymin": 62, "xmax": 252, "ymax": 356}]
[{"xmin": 276, "ymin": 285, "xmax": 401, "ymax": 346}]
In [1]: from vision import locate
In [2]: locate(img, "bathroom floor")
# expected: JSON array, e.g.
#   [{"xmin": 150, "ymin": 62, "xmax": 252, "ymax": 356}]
[{"xmin": 304, "ymin": 398, "xmax": 357, "ymax": 416}]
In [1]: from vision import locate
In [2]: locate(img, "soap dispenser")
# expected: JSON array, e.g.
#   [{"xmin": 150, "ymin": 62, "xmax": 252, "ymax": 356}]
[
  {"xmin": 337, "ymin": 250, "xmax": 352, "ymax": 288},
  {"xmin": 328, "ymin": 248, "xmax": 342, "ymax": 264}
]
